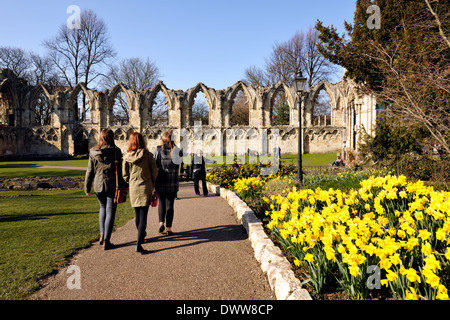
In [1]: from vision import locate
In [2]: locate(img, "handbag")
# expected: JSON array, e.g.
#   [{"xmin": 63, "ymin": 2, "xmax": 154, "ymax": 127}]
[
  {"xmin": 114, "ymin": 147, "xmax": 128, "ymax": 204},
  {"xmin": 193, "ymin": 168, "xmax": 201, "ymax": 180},
  {"xmin": 150, "ymin": 193, "xmax": 159, "ymax": 207}
]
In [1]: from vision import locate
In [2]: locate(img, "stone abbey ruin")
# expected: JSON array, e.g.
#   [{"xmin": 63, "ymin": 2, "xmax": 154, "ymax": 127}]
[{"xmin": 0, "ymin": 68, "xmax": 379, "ymax": 160}]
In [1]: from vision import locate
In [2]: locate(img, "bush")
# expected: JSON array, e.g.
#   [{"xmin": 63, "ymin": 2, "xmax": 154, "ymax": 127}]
[{"xmin": 206, "ymin": 163, "xmax": 297, "ymax": 188}]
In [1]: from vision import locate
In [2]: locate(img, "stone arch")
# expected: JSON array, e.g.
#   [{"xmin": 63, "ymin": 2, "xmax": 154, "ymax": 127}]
[
  {"xmin": 109, "ymin": 83, "xmax": 132, "ymax": 107},
  {"xmin": 267, "ymin": 82, "xmax": 294, "ymax": 126},
  {"xmin": 145, "ymin": 81, "xmax": 172, "ymax": 108},
  {"xmin": 186, "ymin": 83, "xmax": 213, "ymax": 109},
  {"xmin": 0, "ymin": 78, "xmax": 18, "ymax": 126},
  {"xmin": 225, "ymin": 81, "xmax": 254, "ymax": 107},
  {"xmin": 186, "ymin": 82, "xmax": 213, "ymax": 126},
  {"xmin": 69, "ymin": 83, "xmax": 91, "ymax": 103},
  {"xmin": 144, "ymin": 81, "xmax": 172, "ymax": 126},
  {"xmin": 68, "ymin": 83, "xmax": 94, "ymax": 121},
  {"xmin": 224, "ymin": 81, "xmax": 255, "ymax": 127},
  {"xmin": 73, "ymin": 125, "xmax": 89, "ymax": 155},
  {"xmin": 30, "ymin": 84, "xmax": 54, "ymax": 126},
  {"xmin": 308, "ymin": 81, "xmax": 335, "ymax": 126},
  {"xmin": 108, "ymin": 83, "xmax": 134, "ymax": 126}
]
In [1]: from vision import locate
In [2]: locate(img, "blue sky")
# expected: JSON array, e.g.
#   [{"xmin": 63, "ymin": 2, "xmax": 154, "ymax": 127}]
[{"xmin": 0, "ymin": 0, "xmax": 356, "ymax": 90}]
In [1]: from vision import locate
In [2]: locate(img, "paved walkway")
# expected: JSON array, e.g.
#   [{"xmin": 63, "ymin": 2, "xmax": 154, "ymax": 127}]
[{"xmin": 30, "ymin": 181, "xmax": 275, "ymax": 300}]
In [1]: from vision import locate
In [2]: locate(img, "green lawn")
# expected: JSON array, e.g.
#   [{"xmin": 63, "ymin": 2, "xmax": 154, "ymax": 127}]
[
  {"xmin": 0, "ymin": 159, "xmax": 88, "ymax": 178},
  {"xmin": 0, "ymin": 189, "xmax": 135, "ymax": 300},
  {"xmin": 280, "ymin": 153, "xmax": 337, "ymax": 167}
]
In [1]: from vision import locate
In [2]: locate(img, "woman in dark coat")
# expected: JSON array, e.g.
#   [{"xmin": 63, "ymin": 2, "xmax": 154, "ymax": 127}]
[
  {"xmin": 84, "ymin": 129, "xmax": 127, "ymax": 250},
  {"xmin": 154, "ymin": 131, "xmax": 182, "ymax": 235},
  {"xmin": 191, "ymin": 149, "xmax": 216, "ymax": 196}
]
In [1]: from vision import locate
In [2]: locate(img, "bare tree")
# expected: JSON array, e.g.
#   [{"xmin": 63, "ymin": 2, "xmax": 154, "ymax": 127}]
[
  {"xmin": 103, "ymin": 57, "xmax": 161, "ymax": 125},
  {"xmin": 0, "ymin": 46, "xmax": 31, "ymax": 79},
  {"xmin": 231, "ymin": 92, "xmax": 249, "ymax": 126},
  {"xmin": 302, "ymin": 28, "xmax": 337, "ymax": 89},
  {"xmin": 28, "ymin": 53, "xmax": 61, "ymax": 86},
  {"xmin": 243, "ymin": 65, "xmax": 270, "ymax": 87},
  {"xmin": 80, "ymin": 11, "xmax": 116, "ymax": 87},
  {"xmin": 244, "ymin": 26, "xmax": 337, "ymax": 88},
  {"xmin": 44, "ymin": 9, "xmax": 116, "ymax": 121},
  {"xmin": 244, "ymin": 27, "xmax": 337, "ymax": 124},
  {"xmin": 192, "ymin": 100, "xmax": 209, "ymax": 125}
]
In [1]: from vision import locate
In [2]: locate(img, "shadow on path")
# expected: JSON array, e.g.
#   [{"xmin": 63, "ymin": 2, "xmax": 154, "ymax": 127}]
[{"xmin": 113, "ymin": 224, "xmax": 247, "ymax": 254}]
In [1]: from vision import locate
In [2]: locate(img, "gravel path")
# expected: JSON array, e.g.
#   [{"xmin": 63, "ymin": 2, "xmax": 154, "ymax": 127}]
[{"xmin": 29, "ymin": 181, "xmax": 274, "ymax": 300}]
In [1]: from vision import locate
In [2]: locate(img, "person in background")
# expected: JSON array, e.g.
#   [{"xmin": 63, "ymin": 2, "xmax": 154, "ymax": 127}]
[
  {"xmin": 332, "ymin": 155, "xmax": 345, "ymax": 167},
  {"xmin": 191, "ymin": 149, "xmax": 216, "ymax": 197},
  {"xmin": 85, "ymin": 129, "xmax": 126, "ymax": 250},
  {"xmin": 154, "ymin": 131, "xmax": 181, "ymax": 235},
  {"xmin": 123, "ymin": 132, "xmax": 158, "ymax": 253}
]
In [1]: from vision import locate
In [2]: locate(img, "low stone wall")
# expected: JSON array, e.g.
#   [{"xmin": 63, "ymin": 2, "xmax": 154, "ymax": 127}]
[
  {"xmin": 206, "ymin": 182, "xmax": 312, "ymax": 300},
  {"xmin": 0, "ymin": 177, "xmax": 84, "ymax": 190}
]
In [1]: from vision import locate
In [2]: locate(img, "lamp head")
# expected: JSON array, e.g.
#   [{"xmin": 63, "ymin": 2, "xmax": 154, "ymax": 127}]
[{"xmin": 293, "ymin": 69, "xmax": 307, "ymax": 93}]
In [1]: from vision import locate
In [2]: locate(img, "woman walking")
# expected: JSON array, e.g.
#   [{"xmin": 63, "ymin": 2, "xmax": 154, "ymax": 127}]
[
  {"xmin": 155, "ymin": 131, "xmax": 181, "ymax": 235},
  {"xmin": 85, "ymin": 129, "xmax": 126, "ymax": 250},
  {"xmin": 191, "ymin": 149, "xmax": 216, "ymax": 196},
  {"xmin": 123, "ymin": 132, "xmax": 158, "ymax": 253}
]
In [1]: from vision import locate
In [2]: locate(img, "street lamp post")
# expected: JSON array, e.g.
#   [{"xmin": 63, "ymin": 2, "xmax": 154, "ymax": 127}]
[{"xmin": 293, "ymin": 69, "xmax": 307, "ymax": 183}]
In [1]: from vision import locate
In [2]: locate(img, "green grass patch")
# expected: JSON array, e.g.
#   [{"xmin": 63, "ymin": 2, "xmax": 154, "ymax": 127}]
[
  {"xmin": 0, "ymin": 189, "xmax": 134, "ymax": 300},
  {"xmin": 0, "ymin": 159, "xmax": 88, "ymax": 178},
  {"xmin": 280, "ymin": 153, "xmax": 337, "ymax": 167}
]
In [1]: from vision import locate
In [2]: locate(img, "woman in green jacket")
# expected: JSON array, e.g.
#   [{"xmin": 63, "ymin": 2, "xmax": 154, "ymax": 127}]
[
  {"xmin": 85, "ymin": 129, "xmax": 126, "ymax": 250},
  {"xmin": 123, "ymin": 132, "xmax": 158, "ymax": 253}
]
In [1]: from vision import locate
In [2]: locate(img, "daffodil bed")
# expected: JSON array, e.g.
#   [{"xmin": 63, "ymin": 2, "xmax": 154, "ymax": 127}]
[{"xmin": 232, "ymin": 173, "xmax": 450, "ymax": 300}]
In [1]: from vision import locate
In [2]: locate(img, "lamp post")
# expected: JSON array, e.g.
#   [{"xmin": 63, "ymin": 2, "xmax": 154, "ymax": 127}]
[{"xmin": 293, "ymin": 69, "xmax": 307, "ymax": 183}]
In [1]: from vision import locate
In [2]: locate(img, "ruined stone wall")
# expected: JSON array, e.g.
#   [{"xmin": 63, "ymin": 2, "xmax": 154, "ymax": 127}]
[{"xmin": 0, "ymin": 68, "xmax": 376, "ymax": 160}]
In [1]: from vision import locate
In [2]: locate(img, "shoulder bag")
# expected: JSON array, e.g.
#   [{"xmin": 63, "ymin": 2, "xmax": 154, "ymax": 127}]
[{"xmin": 114, "ymin": 147, "xmax": 128, "ymax": 204}]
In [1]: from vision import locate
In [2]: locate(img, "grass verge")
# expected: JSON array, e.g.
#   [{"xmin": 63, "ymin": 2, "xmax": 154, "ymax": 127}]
[{"xmin": 0, "ymin": 189, "xmax": 134, "ymax": 300}]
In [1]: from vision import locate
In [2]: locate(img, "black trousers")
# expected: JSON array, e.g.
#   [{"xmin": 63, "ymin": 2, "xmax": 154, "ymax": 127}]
[
  {"xmin": 134, "ymin": 206, "xmax": 149, "ymax": 246},
  {"xmin": 158, "ymin": 192, "xmax": 176, "ymax": 228},
  {"xmin": 193, "ymin": 178, "xmax": 208, "ymax": 196}
]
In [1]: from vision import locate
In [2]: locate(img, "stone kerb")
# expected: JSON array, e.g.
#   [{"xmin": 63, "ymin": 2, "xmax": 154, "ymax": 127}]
[{"xmin": 206, "ymin": 182, "xmax": 312, "ymax": 300}]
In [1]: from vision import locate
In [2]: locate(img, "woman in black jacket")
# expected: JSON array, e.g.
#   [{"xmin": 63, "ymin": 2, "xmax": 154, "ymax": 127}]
[
  {"xmin": 154, "ymin": 130, "xmax": 182, "ymax": 235},
  {"xmin": 84, "ymin": 128, "xmax": 126, "ymax": 250},
  {"xmin": 191, "ymin": 149, "xmax": 216, "ymax": 196}
]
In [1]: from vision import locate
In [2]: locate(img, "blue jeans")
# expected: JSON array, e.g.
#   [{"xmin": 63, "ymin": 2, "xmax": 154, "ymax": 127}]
[{"xmin": 96, "ymin": 191, "xmax": 117, "ymax": 241}]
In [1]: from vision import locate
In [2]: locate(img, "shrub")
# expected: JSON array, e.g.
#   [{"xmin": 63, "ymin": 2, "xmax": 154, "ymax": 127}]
[{"xmin": 206, "ymin": 163, "xmax": 297, "ymax": 188}]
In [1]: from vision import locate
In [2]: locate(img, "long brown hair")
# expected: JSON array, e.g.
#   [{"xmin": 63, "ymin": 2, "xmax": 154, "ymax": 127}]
[
  {"xmin": 160, "ymin": 130, "xmax": 175, "ymax": 157},
  {"xmin": 127, "ymin": 132, "xmax": 146, "ymax": 152},
  {"xmin": 94, "ymin": 128, "xmax": 115, "ymax": 150}
]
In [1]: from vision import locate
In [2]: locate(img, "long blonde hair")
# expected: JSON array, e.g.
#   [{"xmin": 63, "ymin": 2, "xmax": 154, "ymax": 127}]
[{"xmin": 160, "ymin": 130, "xmax": 175, "ymax": 158}]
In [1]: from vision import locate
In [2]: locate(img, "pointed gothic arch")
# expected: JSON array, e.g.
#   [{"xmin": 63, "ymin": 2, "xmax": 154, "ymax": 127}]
[{"xmin": 0, "ymin": 79, "xmax": 18, "ymax": 126}]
